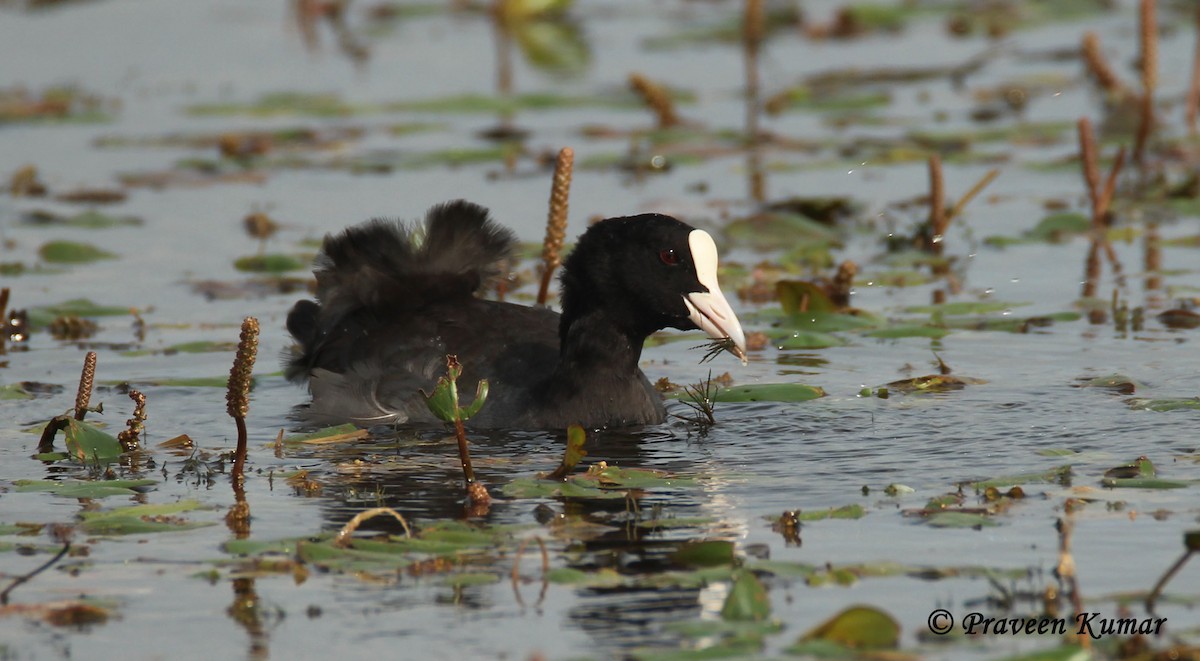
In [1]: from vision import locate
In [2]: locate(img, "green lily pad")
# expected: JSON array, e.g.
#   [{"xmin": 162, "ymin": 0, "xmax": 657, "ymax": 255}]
[
  {"xmin": 1127, "ymin": 397, "xmax": 1200, "ymax": 412},
  {"xmin": 702, "ymin": 383, "xmax": 825, "ymax": 403},
  {"xmin": 774, "ymin": 330, "xmax": 848, "ymax": 349},
  {"xmin": 79, "ymin": 500, "xmax": 213, "ymax": 535},
  {"xmin": 724, "ymin": 212, "xmax": 841, "ymax": 251},
  {"xmin": 905, "ymin": 301, "xmax": 1030, "ymax": 315},
  {"xmin": 0, "ymin": 384, "xmax": 36, "ymax": 400},
  {"xmin": 14, "ymin": 479, "xmax": 156, "ymax": 498},
  {"xmin": 233, "ymin": 254, "xmax": 308, "ymax": 273},
  {"xmin": 720, "ymin": 571, "xmax": 771, "ymax": 622},
  {"xmin": 54, "ymin": 417, "xmax": 123, "ymax": 463},
  {"xmin": 670, "ymin": 540, "xmax": 735, "ymax": 568},
  {"xmin": 778, "ymin": 310, "xmax": 881, "ymax": 334},
  {"xmin": 924, "ymin": 511, "xmax": 1000, "ymax": 528},
  {"xmin": 971, "ymin": 465, "xmax": 1072, "ymax": 489},
  {"xmin": 1100, "ymin": 478, "xmax": 1191, "ymax": 489},
  {"xmin": 39, "ymin": 240, "xmax": 116, "ymax": 264},
  {"xmin": 792, "ymin": 605, "xmax": 900, "ymax": 651},
  {"xmin": 864, "ymin": 325, "xmax": 950, "ymax": 339},
  {"xmin": 794, "ymin": 504, "xmax": 866, "ymax": 521},
  {"xmin": 27, "ymin": 299, "xmax": 130, "ymax": 330},
  {"xmin": 121, "ymin": 340, "xmax": 238, "ymax": 357}
]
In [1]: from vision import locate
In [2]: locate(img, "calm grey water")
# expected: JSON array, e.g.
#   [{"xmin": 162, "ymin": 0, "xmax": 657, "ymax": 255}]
[{"xmin": 1, "ymin": 1, "xmax": 1199, "ymax": 659}]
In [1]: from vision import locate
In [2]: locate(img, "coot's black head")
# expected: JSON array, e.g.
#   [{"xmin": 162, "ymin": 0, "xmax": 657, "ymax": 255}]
[{"xmin": 559, "ymin": 214, "xmax": 747, "ymax": 361}]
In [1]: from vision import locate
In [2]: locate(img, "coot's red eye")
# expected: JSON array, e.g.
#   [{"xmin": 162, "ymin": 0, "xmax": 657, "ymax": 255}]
[{"xmin": 659, "ymin": 249, "xmax": 679, "ymax": 266}]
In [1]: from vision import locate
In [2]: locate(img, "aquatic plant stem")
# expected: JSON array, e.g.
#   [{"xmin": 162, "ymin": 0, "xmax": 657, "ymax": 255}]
[
  {"xmin": 927, "ymin": 154, "xmax": 945, "ymax": 253},
  {"xmin": 334, "ymin": 507, "xmax": 412, "ymax": 547},
  {"xmin": 629, "ymin": 73, "xmax": 680, "ymax": 128},
  {"xmin": 1133, "ymin": 0, "xmax": 1157, "ymax": 166},
  {"xmin": 226, "ymin": 317, "xmax": 259, "ymax": 486},
  {"xmin": 74, "ymin": 351, "xmax": 97, "ymax": 421},
  {"xmin": 1189, "ymin": 3, "xmax": 1200, "ymax": 134},
  {"xmin": 117, "ymin": 389, "xmax": 146, "ymax": 452},
  {"xmin": 1081, "ymin": 32, "xmax": 1129, "ymax": 98},
  {"xmin": 536, "ymin": 147, "xmax": 573, "ymax": 306}
]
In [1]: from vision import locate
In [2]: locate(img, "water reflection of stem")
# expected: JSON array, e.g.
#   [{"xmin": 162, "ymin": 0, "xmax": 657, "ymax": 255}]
[
  {"xmin": 1144, "ymin": 221, "xmax": 1162, "ymax": 303},
  {"xmin": 1133, "ymin": 0, "xmax": 1157, "ymax": 166},
  {"xmin": 1056, "ymin": 511, "xmax": 1089, "ymax": 649},
  {"xmin": 511, "ymin": 536, "xmax": 549, "ymax": 609},
  {"xmin": 0, "ymin": 541, "xmax": 70, "ymax": 605},
  {"xmin": 1145, "ymin": 536, "xmax": 1196, "ymax": 614},
  {"xmin": 228, "ymin": 577, "xmax": 269, "ymax": 660},
  {"xmin": 537, "ymin": 147, "xmax": 573, "ymax": 306},
  {"xmin": 74, "ymin": 351, "xmax": 97, "ymax": 421},
  {"xmin": 1077, "ymin": 118, "xmax": 1126, "ymax": 308}
]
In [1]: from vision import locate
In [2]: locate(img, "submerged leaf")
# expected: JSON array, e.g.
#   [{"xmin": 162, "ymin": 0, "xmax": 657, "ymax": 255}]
[{"xmin": 14, "ymin": 479, "xmax": 156, "ymax": 498}]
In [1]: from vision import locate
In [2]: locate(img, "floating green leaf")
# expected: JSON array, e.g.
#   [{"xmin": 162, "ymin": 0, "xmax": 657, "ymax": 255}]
[
  {"xmin": 670, "ymin": 540, "xmax": 735, "ymax": 568},
  {"xmin": 774, "ymin": 330, "xmax": 847, "ymax": 349},
  {"xmin": 1127, "ymin": 397, "xmax": 1200, "ymax": 412},
  {"xmin": 1100, "ymin": 478, "xmax": 1191, "ymax": 489},
  {"xmin": 59, "ymin": 417, "xmax": 122, "ymax": 463},
  {"xmin": 696, "ymin": 383, "xmax": 825, "ymax": 403},
  {"xmin": 793, "ymin": 504, "xmax": 866, "ymax": 521},
  {"xmin": 971, "ymin": 465, "xmax": 1072, "ymax": 489},
  {"xmin": 121, "ymin": 340, "xmax": 238, "ymax": 357},
  {"xmin": 233, "ymin": 254, "xmax": 307, "ymax": 273},
  {"xmin": 79, "ymin": 500, "xmax": 213, "ymax": 535},
  {"xmin": 793, "ymin": 605, "xmax": 900, "ymax": 651},
  {"xmin": 0, "ymin": 384, "xmax": 36, "ymax": 400},
  {"xmin": 720, "ymin": 570, "xmax": 771, "ymax": 622},
  {"xmin": 865, "ymin": 325, "xmax": 950, "ymax": 339},
  {"xmin": 39, "ymin": 240, "xmax": 116, "ymax": 264},
  {"xmin": 14, "ymin": 479, "xmax": 156, "ymax": 498},
  {"xmin": 924, "ymin": 511, "xmax": 999, "ymax": 528}
]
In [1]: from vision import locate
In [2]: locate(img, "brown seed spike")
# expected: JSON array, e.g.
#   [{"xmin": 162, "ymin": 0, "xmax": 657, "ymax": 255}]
[
  {"xmin": 226, "ymin": 317, "xmax": 260, "ymax": 420},
  {"xmin": 629, "ymin": 73, "xmax": 680, "ymax": 128},
  {"xmin": 536, "ymin": 147, "xmax": 574, "ymax": 306},
  {"xmin": 117, "ymin": 389, "xmax": 147, "ymax": 452},
  {"xmin": 1081, "ymin": 32, "xmax": 1128, "ymax": 97},
  {"xmin": 74, "ymin": 352, "xmax": 97, "ymax": 421}
]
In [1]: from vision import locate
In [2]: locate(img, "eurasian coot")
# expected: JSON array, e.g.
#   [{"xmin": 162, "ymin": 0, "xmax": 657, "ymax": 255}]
[{"xmin": 285, "ymin": 199, "xmax": 746, "ymax": 429}]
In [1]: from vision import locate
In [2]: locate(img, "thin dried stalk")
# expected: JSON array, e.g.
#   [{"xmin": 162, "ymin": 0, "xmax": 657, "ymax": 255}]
[
  {"xmin": 629, "ymin": 73, "xmax": 680, "ymax": 128},
  {"xmin": 1133, "ymin": 0, "xmax": 1157, "ymax": 165},
  {"xmin": 742, "ymin": 0, "xmax": 764, "ymax": 46},
  {"xmin": 116, "ymin": 389, "xmax": 146, "ymax": 453},
  {"xmin": 333, "ymin": 507, "xmax": 412, "ymax": 548},
  {"xmin": 536, "ymin": 147, "xmax": 574, "ymax": 306},
  {"xmin": 226, "ymin": 317, "xmax": 259, "ymax": 484},
  {"xmin": 927, "ymin": 154, "xmax": 945, "ymax": 254},
  {"xmin": 74, "ymin": 351, "xmax": 97, "ymax": 421},
  {"xmin": 945, "ymin": 168, "xmax": 1000, "ymax": 224},
  {"xmin": 1081, "ymin": 32, "xmax": 1128, "ymax": 97},
  {"xmin": 1077, "ymin": 118, "xmax": 1102, "ymax": 211},
  {"xmin": 1144, "ymin": 221, "xmax": 1162, "ymax": 294},
  {"xmin": 0, "ymin": 288, "xmax": 8, "ymax": 324}
]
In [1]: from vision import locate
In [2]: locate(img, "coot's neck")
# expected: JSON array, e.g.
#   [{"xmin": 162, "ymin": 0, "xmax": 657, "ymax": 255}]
[{"xmin": 556, "ymin": 308, "xmax": 646, "ymax": 375}]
